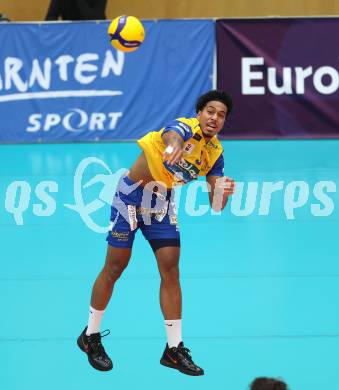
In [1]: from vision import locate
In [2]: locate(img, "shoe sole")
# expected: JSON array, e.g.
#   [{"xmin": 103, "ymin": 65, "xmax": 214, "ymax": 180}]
[
  {"xmin": 77, "ymin": 335, "xmax": 112, "ymax": 372},
  {"xmin": 160, "ymin": 358, "xmax": 204, "ymax": 376}
]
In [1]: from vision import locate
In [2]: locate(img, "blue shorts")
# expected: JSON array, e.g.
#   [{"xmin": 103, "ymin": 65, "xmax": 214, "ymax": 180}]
[{"xmin": 106, "ymin": 176, "xmax": 180, "ymax": 249}]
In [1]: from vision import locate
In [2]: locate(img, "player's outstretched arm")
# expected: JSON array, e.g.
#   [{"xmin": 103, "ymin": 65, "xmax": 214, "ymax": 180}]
[
  {"xmin": 206, "ymin": 175, "xmax": 236, "ymax": 212},
  {"xmin": 162, "ymin": 130, "xmax": 184, "ymax": 166}
]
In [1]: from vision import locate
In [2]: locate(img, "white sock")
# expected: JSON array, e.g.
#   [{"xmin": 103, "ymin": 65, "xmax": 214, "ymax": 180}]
[
  {"xmin": 164, "ymin": 319, "xmax": 182, "ymax": 348},
  {"xmin": 86, "ymin": 306, "xmax": 105, "ymax": 336}
]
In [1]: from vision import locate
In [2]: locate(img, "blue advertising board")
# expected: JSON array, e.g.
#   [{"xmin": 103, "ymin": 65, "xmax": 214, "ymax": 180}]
[{"xmin": 0, "ymin": 20, "xmax": 214, "ymax": 142}]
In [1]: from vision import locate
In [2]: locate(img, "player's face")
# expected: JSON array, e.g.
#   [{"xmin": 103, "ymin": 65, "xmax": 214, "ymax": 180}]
[{"xmin": 197, "ymin": 100, "xmax": 227, "ymax": 138}]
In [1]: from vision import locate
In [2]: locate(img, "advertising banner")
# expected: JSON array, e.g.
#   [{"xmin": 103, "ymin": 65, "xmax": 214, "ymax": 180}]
[
  {"xmin": 217, "ymin": 18, "xmax": 339, "ymax": 139},
  {"xmin": 0, "ymin": 20, "xmax": 213, "ymax": 142}
]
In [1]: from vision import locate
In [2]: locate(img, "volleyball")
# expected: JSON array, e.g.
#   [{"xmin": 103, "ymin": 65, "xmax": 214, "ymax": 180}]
[{"xmin": 108, "ymin": 15, "xmax": 145, "ymax": 52}]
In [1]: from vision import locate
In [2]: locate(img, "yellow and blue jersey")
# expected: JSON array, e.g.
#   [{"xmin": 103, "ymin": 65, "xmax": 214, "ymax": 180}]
[{"xmin": 137, "ymin": 117, "xmax": 224, "ymax": 188}]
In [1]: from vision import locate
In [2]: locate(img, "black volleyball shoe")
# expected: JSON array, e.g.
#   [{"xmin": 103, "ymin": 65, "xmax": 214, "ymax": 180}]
[
  {"xmin": 160, "ymin": 342, "xmax": 204, "ymax": 376},
  {"xmin": 77, "ymin": 327, "xmax": 113, "ymax": 371}
]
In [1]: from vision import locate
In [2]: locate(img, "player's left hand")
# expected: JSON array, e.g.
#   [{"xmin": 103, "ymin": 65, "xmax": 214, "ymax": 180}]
[{"xmin": 216, "ymin": 176, "xmax": 236, "ymax": 196}]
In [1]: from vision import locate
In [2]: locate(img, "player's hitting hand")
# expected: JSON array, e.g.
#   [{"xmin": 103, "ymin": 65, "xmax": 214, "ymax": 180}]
[
  {"xmin": 162, "ymin": 144, "xmax": 184, "ymax": 166},
  {"xmin": 216, "ymin": 176, "xmax": 236, "ymax": 196}
]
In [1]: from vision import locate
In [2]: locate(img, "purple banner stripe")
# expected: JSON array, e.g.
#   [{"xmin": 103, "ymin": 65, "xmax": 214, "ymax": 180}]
[{"xmin": 216, "ymin": 18, "xmax": 339, "ymax": 139}]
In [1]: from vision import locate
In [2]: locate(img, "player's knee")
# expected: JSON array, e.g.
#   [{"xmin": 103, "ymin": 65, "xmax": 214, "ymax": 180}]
[
  {"xmin": 103, "ymin": 259, "xmax": 128, "ymax": 283},
  {"xmin": 160, "ymin": 264, "xmax": 180, "ymax": 284},
  {"xmin": 103, "ymin": 246, "xmax": 131, "ymax": 283}
]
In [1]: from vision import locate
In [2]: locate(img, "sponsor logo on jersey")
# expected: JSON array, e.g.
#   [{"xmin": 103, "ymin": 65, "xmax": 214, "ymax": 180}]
[{"xmin": 184, "ymin": 142, "xmax": 195, "ymax": 154}]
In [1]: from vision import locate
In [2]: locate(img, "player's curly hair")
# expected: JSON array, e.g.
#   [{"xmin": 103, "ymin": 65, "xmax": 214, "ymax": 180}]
[
  {"xmin": 195, "ymin": 90, "xmax": 233, "ymax": 115},
  {"xmin": 250, "ymin": 377, "xmax": 289, "ymax": 390}
]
